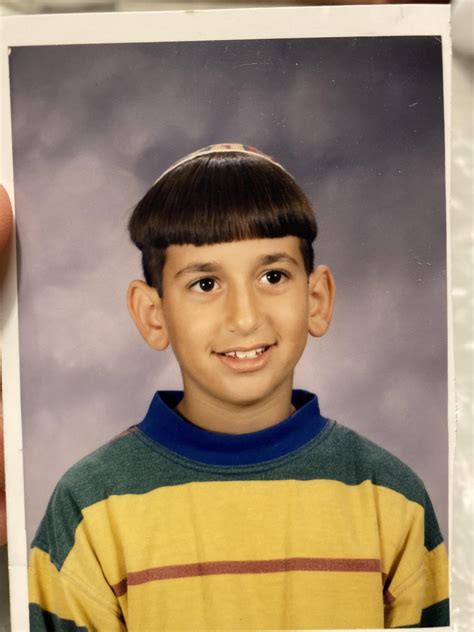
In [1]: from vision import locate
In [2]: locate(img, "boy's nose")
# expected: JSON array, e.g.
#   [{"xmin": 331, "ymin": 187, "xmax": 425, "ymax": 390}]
[{"xmin": 224, "ymin": 285, "xmax": 262, "ymax": 335}]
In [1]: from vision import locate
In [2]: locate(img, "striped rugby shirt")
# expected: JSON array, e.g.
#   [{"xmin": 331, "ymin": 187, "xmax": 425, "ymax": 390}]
[{"xmin": 29, "ymin": 390, "xmax": 449, "ymax": 630}]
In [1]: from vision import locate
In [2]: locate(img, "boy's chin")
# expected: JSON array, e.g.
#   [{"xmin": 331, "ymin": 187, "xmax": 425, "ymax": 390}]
[{"xmin": 213, "ymin": 378, "xmax": 289, "ymax": 409}]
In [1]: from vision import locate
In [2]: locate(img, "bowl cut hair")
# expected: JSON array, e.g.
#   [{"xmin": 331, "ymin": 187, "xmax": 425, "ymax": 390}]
[{"xmin": 128, "ymin": 151, "xmax": 318, "ymax": 296}]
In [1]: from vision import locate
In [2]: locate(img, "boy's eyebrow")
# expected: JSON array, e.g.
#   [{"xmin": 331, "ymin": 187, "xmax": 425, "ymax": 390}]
[
  {"xmin": 175, "ymin": 253, "xmax": 299, "ymax": 279},
  {"xmin": 175, "ymin": 262, "xmax": 220, "ymax": 278},
  {"xmin": 258, "ymin": 253, "xmax": 300, "ymax": 267}
]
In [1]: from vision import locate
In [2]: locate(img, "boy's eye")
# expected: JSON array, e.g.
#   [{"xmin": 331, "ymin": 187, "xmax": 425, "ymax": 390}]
[
  {"xmin": 190, "ymin": 277, "xmax": 218, "ymax": 293},
  {"xmin": 260, "ymin": 270, "xmax": 288, "ymax": 285}
]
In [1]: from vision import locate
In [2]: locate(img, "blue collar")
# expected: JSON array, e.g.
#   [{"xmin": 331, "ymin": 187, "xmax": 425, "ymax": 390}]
[{"xmin": 136, "ymin": 390, "xmax": 327, "ymax": 466}]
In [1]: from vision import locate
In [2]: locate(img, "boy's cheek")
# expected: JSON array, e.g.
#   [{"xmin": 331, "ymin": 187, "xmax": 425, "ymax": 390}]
[{"xmin": 164, "ymin": 318, "xmax": 213, "ymax": 359}]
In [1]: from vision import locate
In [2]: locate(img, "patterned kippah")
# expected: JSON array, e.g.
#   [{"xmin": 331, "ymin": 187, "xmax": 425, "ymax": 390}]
[{"xmin": 153, "ymin": 143, "xmax": 287, "ymax": 184}]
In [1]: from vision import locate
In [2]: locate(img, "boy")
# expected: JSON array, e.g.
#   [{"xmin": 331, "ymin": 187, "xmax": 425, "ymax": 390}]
[{"xmin": 28, "ymin": 144, "xmax": 449, "ymax": 630}]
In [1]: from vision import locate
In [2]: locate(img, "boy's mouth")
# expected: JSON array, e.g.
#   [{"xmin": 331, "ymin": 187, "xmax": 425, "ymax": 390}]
[{"xmin": 214, "ymin": 344, "xmax": 274, "ymax": 372}]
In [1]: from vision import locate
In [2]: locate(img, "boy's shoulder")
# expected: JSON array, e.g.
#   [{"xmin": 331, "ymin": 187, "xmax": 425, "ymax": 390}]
[
  {"xmin": 62, "ymin": 426, "xmax": 144, "ymax": 480},
  {"xmin": 323, "ymin": 420, "xmax": 427, "ymax": 502},
  {"xmin": 324, "ymin": 421, "xmax": 444, "ymax": 548},
  {"xmin": 32, "ymin": 427, "xmax": 143, "ymax": 536},
  {"xmin": 32, "ymin": 425, "xmax": 174, "ymax": 563},
  {"xmin": 43, "ymin": 423, "xmax": 172, "ymax": 512}
]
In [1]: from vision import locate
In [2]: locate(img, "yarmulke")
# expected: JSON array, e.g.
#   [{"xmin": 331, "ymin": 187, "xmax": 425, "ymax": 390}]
[{"xmin": 153, "ymin": 143, "xmax": 287, "ymax": 184}]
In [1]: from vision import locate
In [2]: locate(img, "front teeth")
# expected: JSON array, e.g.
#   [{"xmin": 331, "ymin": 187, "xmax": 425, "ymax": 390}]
[{"xmin": 224, "ymin": 347, "xmax": 266, "ymax": 359}]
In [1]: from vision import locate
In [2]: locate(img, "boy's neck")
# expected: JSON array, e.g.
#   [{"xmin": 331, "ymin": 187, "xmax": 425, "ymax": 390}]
[{"xmin": 175, "ymin": 382, "xmax": 296, "ymax": 434}]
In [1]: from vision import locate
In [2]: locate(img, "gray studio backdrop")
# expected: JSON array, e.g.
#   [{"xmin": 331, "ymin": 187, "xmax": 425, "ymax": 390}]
[{"xmin": 9, "ymin": 36, "xmax": 448, "ymax": 546}]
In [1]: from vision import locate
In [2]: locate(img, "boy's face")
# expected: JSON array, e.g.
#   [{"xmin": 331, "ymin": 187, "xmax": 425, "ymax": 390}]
[{"xmin": 153, "ymin": 236, "xmax": 328, "ymax": 409}]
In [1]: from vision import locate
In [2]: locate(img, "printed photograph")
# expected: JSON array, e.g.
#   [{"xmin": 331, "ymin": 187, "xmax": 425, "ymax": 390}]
[{"xmin": 7, "ymin": 31, "xmax": 449, "ymax": 629}]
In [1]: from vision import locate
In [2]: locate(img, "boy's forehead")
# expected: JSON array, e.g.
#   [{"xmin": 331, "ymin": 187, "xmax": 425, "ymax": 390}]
[{"xmin": 164, "ymin": 236, "xmax": 304, "ymax": 273}]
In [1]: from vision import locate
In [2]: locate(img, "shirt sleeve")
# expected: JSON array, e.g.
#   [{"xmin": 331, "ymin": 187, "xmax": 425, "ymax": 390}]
[
  {"xmin": 28, "ymin": 477, "xmax": 126, "ymax": 632},
  {"xmin": 29, "ymin": 548, "xmax": 126, "ymax": 632},
  {"xmin": 383, "ymin": 487, "xmax": 450, "ymax": 628}
]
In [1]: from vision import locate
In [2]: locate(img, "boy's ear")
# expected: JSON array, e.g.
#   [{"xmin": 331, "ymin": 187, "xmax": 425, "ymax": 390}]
[
  {"xmin": 127, "ymin": 280, "xmax": 169, "ymax": 350},
  {"xmin": 307, "ymin": 265, "xmax": 336, "ymax": 338}
]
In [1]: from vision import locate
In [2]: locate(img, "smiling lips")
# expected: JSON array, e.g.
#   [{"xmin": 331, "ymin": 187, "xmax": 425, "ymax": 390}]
[{"xmin": 215, "ymin": 344, "xmax": 274, "ymax": 372}]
